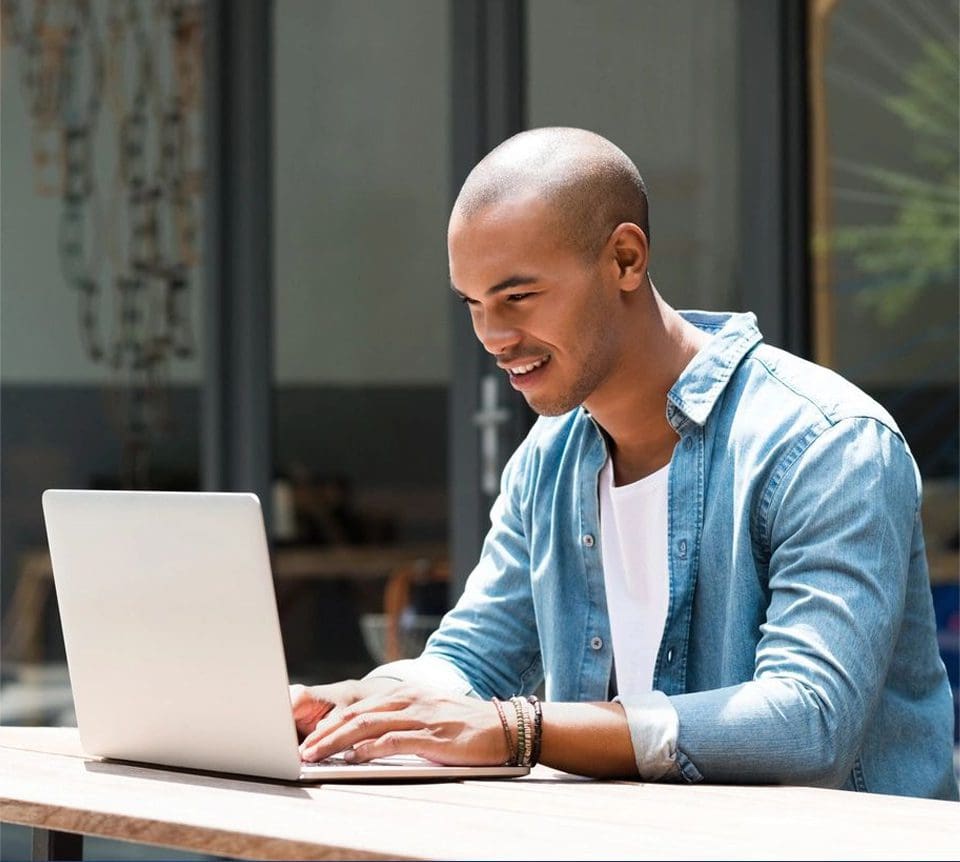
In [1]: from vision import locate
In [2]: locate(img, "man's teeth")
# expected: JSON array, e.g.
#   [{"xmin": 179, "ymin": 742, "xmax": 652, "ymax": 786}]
[{"xmin": 511, "ymin": 356, "xmax": 548, "ymax": 376}]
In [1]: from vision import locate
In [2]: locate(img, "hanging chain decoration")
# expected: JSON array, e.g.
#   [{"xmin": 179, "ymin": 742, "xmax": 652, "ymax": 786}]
[{"xmin": 1, "ymin": 0, "xmax": 204, "ymax": 488}]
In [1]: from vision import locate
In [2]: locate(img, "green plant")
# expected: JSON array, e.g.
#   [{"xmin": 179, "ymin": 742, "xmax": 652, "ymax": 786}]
[{"xmin": 828, "ymin": 39, "xmax": 959, "ymax": 325}]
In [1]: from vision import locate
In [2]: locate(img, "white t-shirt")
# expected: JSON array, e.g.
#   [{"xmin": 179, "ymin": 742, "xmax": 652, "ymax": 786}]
[{"xmin": 598, "ymin": 458, "xmax": 670, "ymax": 698}]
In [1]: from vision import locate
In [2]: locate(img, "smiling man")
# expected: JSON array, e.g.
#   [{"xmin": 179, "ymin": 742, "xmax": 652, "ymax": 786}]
[{"xmin": 292, "ymin": 128, "xmax": 958, "ymax": 799}]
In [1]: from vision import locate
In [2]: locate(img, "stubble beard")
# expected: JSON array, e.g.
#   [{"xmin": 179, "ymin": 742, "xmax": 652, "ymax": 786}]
[{"xmin": 523, "ymin": 313, "xmax": 614, "ymax": 417}]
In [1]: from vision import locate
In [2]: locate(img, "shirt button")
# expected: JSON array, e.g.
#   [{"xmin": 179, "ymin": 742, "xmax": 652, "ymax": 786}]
[
  {"xmin": 582, "ymin": 533, "xmax": 595, "ymax": 548},
  {"xmin": 590, "ymin": 636, "xmax": 603, "ymax": 650},
  {"xmin": 666, "ymin": 647, "xmax": 674, "ymax": 663},
  {"xmin": 684, "ymin": 436, "xmax": 693, "ymax": 450},
  {"xmin": 677, "ymin": 539, "xmax": 687, "ymax": 558}
]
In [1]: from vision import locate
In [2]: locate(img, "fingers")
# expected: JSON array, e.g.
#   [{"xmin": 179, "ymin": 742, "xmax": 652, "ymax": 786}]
[
  {"xmin": 297, "ymin": 691, "xmax": 507, "ymax": 766},
  {"xmin": 299, "ymin": 708, "xmax": 419, "ymax": 762},
  {"xmin": 346, "ymin": 731, "xmax": 438, "ymax": 764},
  {"xmin": 298, "ymin": 687, "xmax": 423, "ymax": 758}
]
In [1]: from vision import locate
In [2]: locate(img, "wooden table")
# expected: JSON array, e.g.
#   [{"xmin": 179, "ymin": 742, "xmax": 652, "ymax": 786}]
[{"xmin": 1, "ymin": 728, "xmax": 957, "ymax": 861}]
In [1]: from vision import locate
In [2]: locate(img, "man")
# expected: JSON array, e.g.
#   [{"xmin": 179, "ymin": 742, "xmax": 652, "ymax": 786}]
[{"xmin": 292, "ymin": 128, "xmax": 957, "ymax": 799}]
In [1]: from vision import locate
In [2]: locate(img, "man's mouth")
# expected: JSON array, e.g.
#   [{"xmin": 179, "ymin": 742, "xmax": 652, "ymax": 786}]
[{"xmin": 502, "ymin": 355, "xmax": 550, "ymax": 377}]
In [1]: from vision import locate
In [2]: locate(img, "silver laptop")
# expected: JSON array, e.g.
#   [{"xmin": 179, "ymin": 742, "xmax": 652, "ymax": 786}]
[{"xmin": 41, "ymin": 489, "xmax": 528, "ymax": 782}]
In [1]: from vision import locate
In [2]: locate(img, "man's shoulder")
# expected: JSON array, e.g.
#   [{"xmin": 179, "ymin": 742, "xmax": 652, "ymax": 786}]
[
  {"xmin": 727, "ymin": 346, "xmax": 921, "ymax": 538},
  {"xmin": 737, "ymin": 344, "xmax": 903, "ymax": 439}
]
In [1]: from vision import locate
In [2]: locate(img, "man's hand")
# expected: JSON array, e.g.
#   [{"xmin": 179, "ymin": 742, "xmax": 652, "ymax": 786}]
[
  {"xmin": 297, "ymin": 682, "xmax": 511, "ymax": 766},
  {"xmin": 289, "ymin": 677, "xmax": 402, "ymax": 742}
]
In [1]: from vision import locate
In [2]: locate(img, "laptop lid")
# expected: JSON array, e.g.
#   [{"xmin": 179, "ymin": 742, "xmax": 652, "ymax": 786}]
[
  {"xmin": 43, "ymin": 489, "xmax": 306, "ymax": 781},
  {"xmin": 42, "ymin": 490, "xmax": 529, "ymax": 782}
]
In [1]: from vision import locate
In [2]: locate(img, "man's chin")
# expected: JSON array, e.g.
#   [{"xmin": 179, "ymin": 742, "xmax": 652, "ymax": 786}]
[{"xmin": 524, "ymin": 393, "xmax": 582, "ymax": 417}]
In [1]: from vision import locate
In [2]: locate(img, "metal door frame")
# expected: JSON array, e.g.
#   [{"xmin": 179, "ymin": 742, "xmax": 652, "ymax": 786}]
[{"xmin": 449, "ymin": 0, "xmax": 529, "ymax": 595}]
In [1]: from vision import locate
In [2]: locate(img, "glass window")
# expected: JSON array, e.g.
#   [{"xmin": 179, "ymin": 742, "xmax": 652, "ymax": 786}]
[
  {"xmin": 527, "ymin": 0, "xmax": 741, "ymax": 312},
  {"xmin": 0, "ymin": 4, "xmax": 204, "ymax": 855},
  {"xmin": 809, "ymin": 0, "xmax": 959, "ymax": 737},
  {"xmin": 272, "ymin": 0, "xmax": 452, "ymax": 682},
  {"xmin": 0, "ymin": 0, "xmax": 206, "ymax": 802}
]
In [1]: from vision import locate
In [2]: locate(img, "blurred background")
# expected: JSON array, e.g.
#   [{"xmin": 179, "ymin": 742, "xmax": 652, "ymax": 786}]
[{"xmin": 0, "ymin": 1, "xmax": 957, "ymax": 856}]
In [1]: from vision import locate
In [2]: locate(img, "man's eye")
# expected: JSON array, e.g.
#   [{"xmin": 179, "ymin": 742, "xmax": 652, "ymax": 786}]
[
  {"xmin": 459, "ymin": 296, "xmax": 478, "ymax": 307},
  {"xmin": 506, "ymin": 293, "xmax": 531, "ymax": 303}
]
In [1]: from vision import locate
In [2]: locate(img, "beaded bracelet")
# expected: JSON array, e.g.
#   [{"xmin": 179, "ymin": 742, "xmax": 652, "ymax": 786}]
[
  {"xmin": 511, "ymin": 696, "xmax": 536, "ymax": 767},
  {"xmin": 523, "ymin": 700, "xmax": 534, "ymax": 765},
  {"xmin": 527, "ymin": 695, "xmax": 543, "ymax": 766},
  {"xmin": 522, "ymin": 697, "xmax": 534, "ymax": 766},
  {"xmin": 491, "ymin": 697, "xmax": 515, "ymax": 765},
  {"xmin": 510, "ymin": 696, "xmax": 527, "ymax": 767}
]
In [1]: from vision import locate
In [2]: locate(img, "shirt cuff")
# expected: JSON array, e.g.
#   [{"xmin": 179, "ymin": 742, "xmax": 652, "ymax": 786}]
[
  {"xmin": 364, "ymin": 655, "xmax": 475, "ymax": 696},
  {"xmin": 614, "ymin": 690, "xmax": 681, "ymax": 780}
]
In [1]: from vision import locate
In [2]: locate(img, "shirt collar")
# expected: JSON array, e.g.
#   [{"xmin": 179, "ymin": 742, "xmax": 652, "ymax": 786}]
[{"xmin": 666, "ymin": 311, "xmax": 764, "ymax": 428}]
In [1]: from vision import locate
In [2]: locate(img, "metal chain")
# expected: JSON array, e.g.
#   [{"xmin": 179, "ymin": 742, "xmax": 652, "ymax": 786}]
[{"xmin": 2, "ymin": 0, "xmax": 205, "ymax": 488}]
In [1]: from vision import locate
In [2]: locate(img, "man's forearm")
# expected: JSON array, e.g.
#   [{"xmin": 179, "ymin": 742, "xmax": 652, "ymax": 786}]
[{"xmin": 539, "ymin": 702, "xmax": 638, "ymax": 778}]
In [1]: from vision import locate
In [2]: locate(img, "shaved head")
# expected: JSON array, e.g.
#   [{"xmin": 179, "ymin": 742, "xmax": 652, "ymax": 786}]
[{"xmin": 451, "ymin": 127, "xmax": 649, "ymax": 261}]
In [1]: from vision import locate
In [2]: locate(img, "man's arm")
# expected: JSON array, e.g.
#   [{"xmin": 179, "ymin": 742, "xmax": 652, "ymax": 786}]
[
  {"xmin": 667, "ymin": 417, "xmax": 920, "ymax": 785},
  {"xmin": 296, "ymin": 425, "xmax": 634, "ymax": 778},
  {"xmin": 297, "ymin": 682, "xmax": 639, "ymax": 776},
  {"xmin": 295, "ymin": 434, "xmax": 550, "ymax": 761},
  {"xmin": 299, "ymin": 418, "xmax": 920, "ymax": 783}
]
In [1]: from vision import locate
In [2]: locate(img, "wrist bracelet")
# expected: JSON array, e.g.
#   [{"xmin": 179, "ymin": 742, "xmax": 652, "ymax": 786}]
[
  {"xmin": 523, "ymin": 700, "xmax": 533, "ymax": 765},
  {"xmin": 510, "ymin": 696, "xmax": 527, "ymax": 767},
  {"xmin": 527, "ymin": 695, "xmax": 543, "ymax": 767},
  {"xmin": 511, "ymin": 696, "xmax": 535, "ymax": 767},
  {"xmin": 491, "ymin": 697, "xmax": 515, "ymax": 765},
  {"xmin": 522, "ymin": 699, "xmax": 533, "ymax": 765}
]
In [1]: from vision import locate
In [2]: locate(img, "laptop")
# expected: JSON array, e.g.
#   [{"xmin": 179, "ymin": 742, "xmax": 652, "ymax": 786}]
[{"xmin": 41, "ymin": 489, "xmax": 528, "ymax": 782}]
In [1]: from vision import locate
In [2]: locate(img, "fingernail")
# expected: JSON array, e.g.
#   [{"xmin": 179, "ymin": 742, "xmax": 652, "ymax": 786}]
[{"xmin": 342, "ymin": 749, "xmax": 356, "ymax": 762}]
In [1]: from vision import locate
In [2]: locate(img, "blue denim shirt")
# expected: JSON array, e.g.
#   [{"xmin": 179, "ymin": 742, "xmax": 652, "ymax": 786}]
[{"xmin": 377, "ymin": 311, "xmax": 957, "ymax": 800}]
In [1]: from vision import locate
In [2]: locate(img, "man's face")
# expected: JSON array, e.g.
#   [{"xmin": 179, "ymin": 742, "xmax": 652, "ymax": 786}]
[{"xmin": 448, "ymin": 196, "xmax": 621, "ymax": 416}]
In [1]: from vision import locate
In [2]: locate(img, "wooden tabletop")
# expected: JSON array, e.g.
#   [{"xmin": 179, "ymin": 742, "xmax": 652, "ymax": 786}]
[{"xmin": 1, "ymin": 727, "xmax": 957, "ymax": 861}]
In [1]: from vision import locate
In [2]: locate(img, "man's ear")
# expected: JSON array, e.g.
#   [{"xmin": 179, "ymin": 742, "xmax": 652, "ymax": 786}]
[{"xmin": 607, "ymin": 223, "xmax": 648, "ymax": 292}]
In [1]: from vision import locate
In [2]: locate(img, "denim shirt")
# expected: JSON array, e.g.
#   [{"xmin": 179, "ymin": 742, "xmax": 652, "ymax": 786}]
[{"xmin": 376, "ymin": 311, "xmax": 957, "ymax": 800}]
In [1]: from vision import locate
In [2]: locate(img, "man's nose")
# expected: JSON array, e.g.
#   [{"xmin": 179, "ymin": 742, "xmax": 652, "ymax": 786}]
[{"xmin": 473, "ymin": 312, "xmax": 521, "ymax": 356}]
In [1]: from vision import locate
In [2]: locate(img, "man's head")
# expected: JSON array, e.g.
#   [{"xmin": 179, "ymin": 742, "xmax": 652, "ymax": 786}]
[
  {"xmin": 453, "ymin": 127, "xmax": 649, "ymax": 262},
  {"xmin": 448, "ymin": 127, "xmax": 652, "ymax": 416}
]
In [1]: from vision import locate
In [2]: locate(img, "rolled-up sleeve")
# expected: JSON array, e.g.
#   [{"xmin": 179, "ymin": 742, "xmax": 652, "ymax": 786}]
[{"xmin": 615, "ymin": 690, "xmax": 681, "ymax": 779}]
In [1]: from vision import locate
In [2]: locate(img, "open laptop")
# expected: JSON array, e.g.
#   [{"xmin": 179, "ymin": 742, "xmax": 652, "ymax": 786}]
[{"xmin": 41, "ymin": 489, "xmax": 528, "ymax": 782}]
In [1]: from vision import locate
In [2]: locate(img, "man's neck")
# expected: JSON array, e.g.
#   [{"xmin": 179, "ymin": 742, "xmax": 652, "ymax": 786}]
[{"xmin": 587, "ymin": 294, "xmax": 709, "ymax": 486}]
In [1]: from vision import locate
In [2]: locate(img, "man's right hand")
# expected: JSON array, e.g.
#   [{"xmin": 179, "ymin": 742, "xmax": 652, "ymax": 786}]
[{"xmin": 289, "ymin": 677, "xmax": 402, "ymax": 742}]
